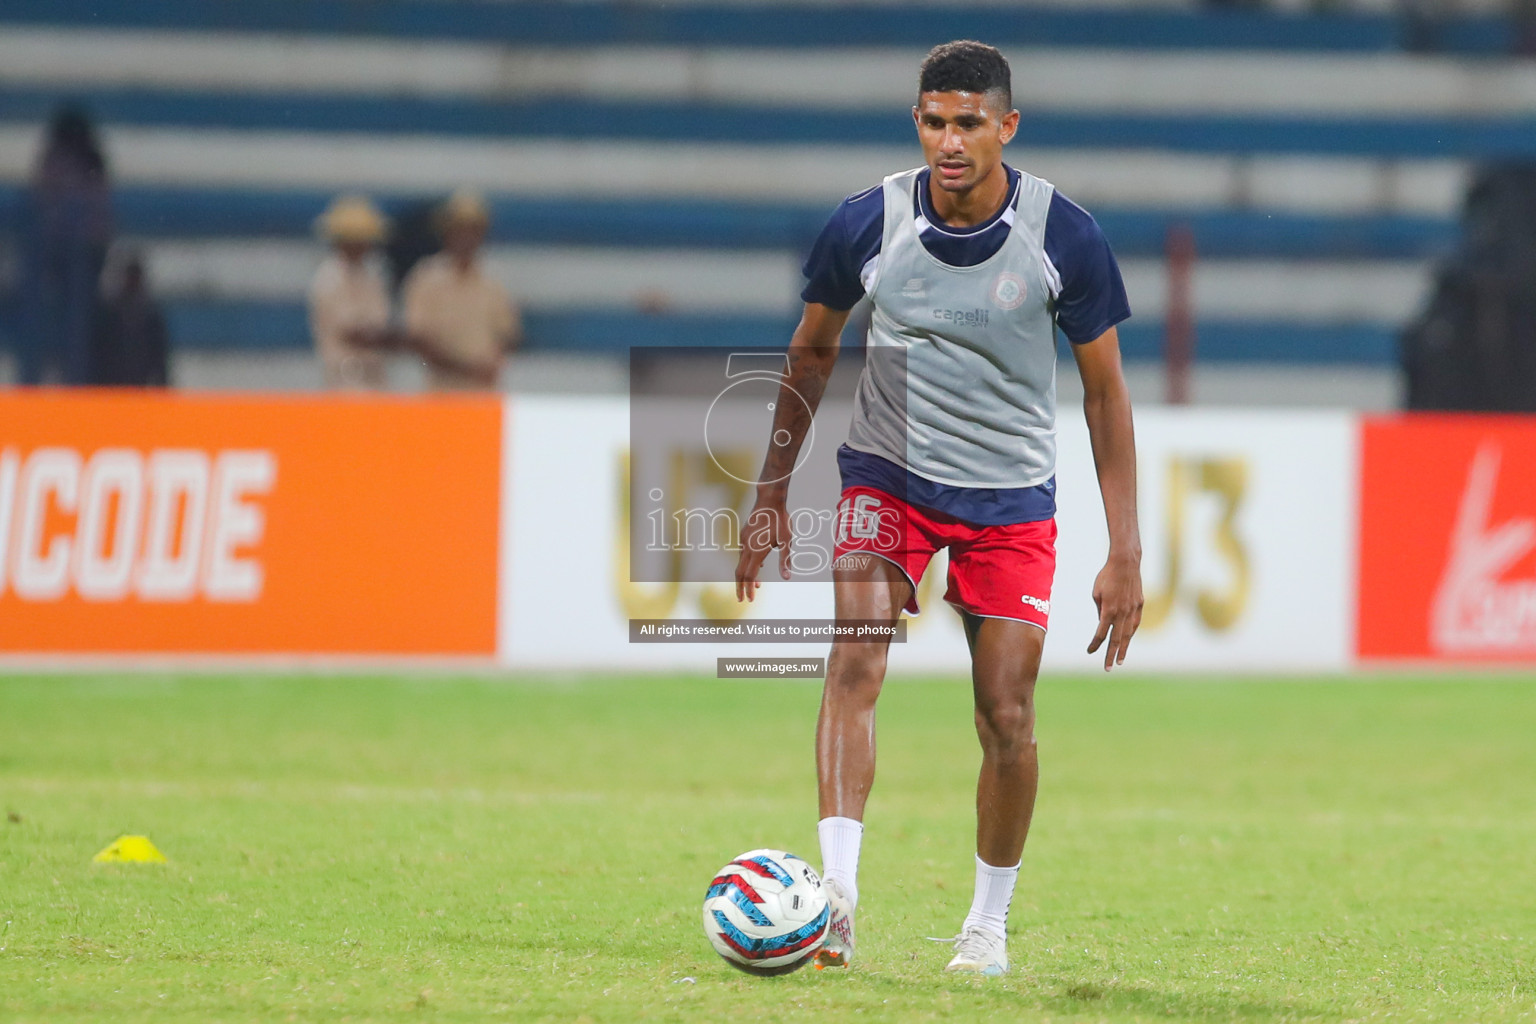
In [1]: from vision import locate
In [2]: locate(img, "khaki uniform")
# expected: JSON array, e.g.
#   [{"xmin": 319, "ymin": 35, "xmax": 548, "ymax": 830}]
[
  {"xmin": 402, "ymin": 254, "xmax": 517, "ymax": 391},
  {"xmin": 308, "ymin": 255, "xmax": 390, "ymax": 389}
]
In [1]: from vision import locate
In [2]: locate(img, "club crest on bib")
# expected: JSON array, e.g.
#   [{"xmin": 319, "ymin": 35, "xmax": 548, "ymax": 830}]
[{"xmin": 990, "ymin": 271, "xmax": 1027, "ymax": 310}]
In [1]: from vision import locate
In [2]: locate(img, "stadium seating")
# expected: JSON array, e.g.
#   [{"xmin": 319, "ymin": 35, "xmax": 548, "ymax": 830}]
[{"xmin": 2, "ymin": 0, "xmax": 1532, "ymax": 366}]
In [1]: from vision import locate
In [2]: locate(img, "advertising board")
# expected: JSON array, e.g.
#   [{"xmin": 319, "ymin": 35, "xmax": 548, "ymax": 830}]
[
  {"xmin": 0, "ymin": 392, "xmax": 500, "ymax": 656},
  {"xmin": 499, "ymin": 397, "xmax": 1357, "ymax": 673},
  {"xmin": 1358, "ymin": 415, "xmax": 1536, "ymax": 663}
]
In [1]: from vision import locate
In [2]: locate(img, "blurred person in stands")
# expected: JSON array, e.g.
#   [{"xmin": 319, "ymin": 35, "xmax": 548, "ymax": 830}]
[
  {"xmin": 401, "ymin": 189, "xmax": 520, "ymax": 390},
  {"xmin": 309, "ymin": 195, "xmax": 393, "ymax": 389},
  {"xmin": 90, "ymin": 248, "xmax": 169, "ymax": 386},
  {"xmin": 18, "ymin": 105, "xmax": 113, "ymax": 385},
  {"xmin": 1516, "ymin": 0, "xmax": 1536, "ymax": 55}
]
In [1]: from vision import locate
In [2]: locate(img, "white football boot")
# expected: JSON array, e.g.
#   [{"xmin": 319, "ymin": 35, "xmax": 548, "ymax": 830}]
[
  {"xmin": 813, "ymin": 877, "xmax": 855, "ymax": 968},
  {"xmin": 943, "ymin": 926, "xmax": 1008, "ymax": 976}
]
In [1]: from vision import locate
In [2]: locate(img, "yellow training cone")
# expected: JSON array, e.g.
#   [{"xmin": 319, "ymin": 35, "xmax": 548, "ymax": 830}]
[{"xmin": 93, "ymin": 835, "xmax": 167, "ymax": 864}]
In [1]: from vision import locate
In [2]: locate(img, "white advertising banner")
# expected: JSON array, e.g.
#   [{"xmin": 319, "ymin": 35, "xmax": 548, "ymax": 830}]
[
  {"xmin": 1050, "ymin": 408, "xmax": 1356, "ymax": 672},
  {"xmin": 498, "ymin": 395, "xmax": 838, "ymax": 669},
  {"xmin": 498, "ymin": 397, "xmax": 1355, "ymax": 673}
]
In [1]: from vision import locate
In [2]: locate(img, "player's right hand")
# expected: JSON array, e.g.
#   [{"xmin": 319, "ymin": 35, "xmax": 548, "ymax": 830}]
[{"xmin": 735, "ymin": 498, "xmax": 793, "ymax": 602}]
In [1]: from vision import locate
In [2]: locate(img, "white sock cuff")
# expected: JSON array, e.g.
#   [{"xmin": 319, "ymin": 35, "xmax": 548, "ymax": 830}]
[
  {"xmin": 820, "ymin": 815, "xmax": 864, "ymax": 833},
  {"xmin": 817, "ymin": 816, "xmax": 864, "ymax": 907},
  {"xmin": 976, "ymin": 854, "xmax": 1022, "ymax": 875}
]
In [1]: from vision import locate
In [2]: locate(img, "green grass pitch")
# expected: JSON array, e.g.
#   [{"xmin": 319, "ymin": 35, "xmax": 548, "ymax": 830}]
[{"xmin": 2, "ymin": 671, "xmax": 1535, "ymax": 1023}]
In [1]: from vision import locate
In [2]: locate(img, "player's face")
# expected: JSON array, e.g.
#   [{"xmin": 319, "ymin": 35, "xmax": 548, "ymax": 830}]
[{"xmin": 912, "ymin": 91, "xmax": 1019, "ymax": 195}]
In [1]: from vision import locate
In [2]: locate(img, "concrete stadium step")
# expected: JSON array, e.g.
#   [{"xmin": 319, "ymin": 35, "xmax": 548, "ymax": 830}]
[
  {"xmin": 0, "ymin": 1, "xmax": 1517, "ymax": 53},
  {"xmin": 0, "ymin": 184, "xmax": 1457, "ymax": 259},
  {"xmin": 6, "ymin": 29, "xmax": 1536, "ymax": 117},
  {"xmin": 0, "ymin": 297, "xmax": 1402, "ymax": 364},
  {"xmin": 4, "ymin": 88, "xmax": 1536, "ymax": 159},
  {"xmin": 136, "ymin": 301, "xmax": 1400, "ymax": 364},
  {"xmin": 108, "ymin": 236, "xmax": 1431, "ymax": 323},
  {"xmin": 85, "ymin": 351, "xmax": 1400, "ymax": 409},
  {"xmin": 0, "ymin": 126, "xmax": 1470, "ymax": 217}
]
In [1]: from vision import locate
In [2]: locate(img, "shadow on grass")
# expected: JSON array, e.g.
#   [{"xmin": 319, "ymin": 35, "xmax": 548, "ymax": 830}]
[{"xmin": 1038, "ymin": 977, "xmax": 1337, "ymax": 1023}]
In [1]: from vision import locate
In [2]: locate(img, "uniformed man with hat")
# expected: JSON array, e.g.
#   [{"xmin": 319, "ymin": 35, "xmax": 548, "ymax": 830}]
[
  {"xmin": 309, "ymin": 195, "xmax": 393, "ymax": 389},
  {"xmin": 401, "ymin": 189, "xmax": 521, "ymax": 391}
]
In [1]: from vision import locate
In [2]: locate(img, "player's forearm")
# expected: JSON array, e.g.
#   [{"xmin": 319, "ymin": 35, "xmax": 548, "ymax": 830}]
[
  {"xmin": 756, "ymin": 308, "xmax": 845, "ymax": 498},
  {"xmin": 758, "ymin": 339, "xmax": 835, "ymax": 496},
  {"xmin": 1082, "ymin": 378, "xmax": 1141, "ymax": 562}
]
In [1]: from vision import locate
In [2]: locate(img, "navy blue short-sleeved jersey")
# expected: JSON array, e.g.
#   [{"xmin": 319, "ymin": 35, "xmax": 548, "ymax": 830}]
[
  {"xmin": 802, "ymin": 165, "xmax": 1132, "ymax": 525},
  {"xmin": 801, "ymin": 165, "xmax": 1130, "ymax": 344}
]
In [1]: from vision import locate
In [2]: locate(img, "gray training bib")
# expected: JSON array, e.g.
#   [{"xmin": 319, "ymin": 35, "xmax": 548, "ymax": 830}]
[{"xmin": 846, "ymin": 166, "xmax": 1061, "ymax": 489}]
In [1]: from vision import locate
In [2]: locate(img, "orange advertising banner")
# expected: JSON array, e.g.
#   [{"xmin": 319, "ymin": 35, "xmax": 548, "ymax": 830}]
[
  {"xmin": 1358, "ymin": 414, "xmax": 1536, "ymax": 662},
  {"xmin": 0, "ymin": 392, "xmax": 500, "ymax": 656}
]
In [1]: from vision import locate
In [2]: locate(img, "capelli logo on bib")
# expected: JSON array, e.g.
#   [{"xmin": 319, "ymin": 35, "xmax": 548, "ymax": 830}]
[
  {"xmin": 990, "ymin": 271, "xmax": 1027, "ymax": 310},
  {"xmin": 932, "ymin": 307, "xmax": 990, "ymax": 326}
]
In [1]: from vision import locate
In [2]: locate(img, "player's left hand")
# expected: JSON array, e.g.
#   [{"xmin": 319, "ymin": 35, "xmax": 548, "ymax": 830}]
[{"xmin": 1088, "ymin": 553, "xmax": 1143, "ymax": 671}]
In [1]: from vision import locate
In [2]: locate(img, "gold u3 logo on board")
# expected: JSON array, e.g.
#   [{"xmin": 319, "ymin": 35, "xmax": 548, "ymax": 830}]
[
  {"xmin": 1141, "ymin": 456, "xmax": 1251, "ymax": 633},
  {"xmin": 615, "ymin": 448, "xmax": 755, "ymax": 621}
]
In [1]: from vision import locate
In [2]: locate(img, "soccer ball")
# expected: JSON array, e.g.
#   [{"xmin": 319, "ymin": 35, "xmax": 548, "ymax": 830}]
[{"xmin": 701, "ymin": 849, "xmax": 829, "ymax": 975}]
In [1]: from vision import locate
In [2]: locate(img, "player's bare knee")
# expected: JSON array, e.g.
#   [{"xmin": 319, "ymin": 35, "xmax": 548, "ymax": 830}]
[
  {"xmin": 825, "ymin": 641, "xmax": 887, "ymax": 701},
  {"xmin": 974, "ymin": 698, "xmax": 1036, "ymax": 759}
]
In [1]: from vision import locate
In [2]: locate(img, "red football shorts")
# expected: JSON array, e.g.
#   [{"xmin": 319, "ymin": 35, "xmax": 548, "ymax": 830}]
[{"xmin": 831, "ymin": 485, "xmax": 1057, "ymax": 630}]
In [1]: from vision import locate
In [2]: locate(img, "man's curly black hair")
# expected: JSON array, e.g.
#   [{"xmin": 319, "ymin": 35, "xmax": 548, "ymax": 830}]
[{"xmin": 917, "ymin": 40, "xmax": 1012, "ymax": 112}]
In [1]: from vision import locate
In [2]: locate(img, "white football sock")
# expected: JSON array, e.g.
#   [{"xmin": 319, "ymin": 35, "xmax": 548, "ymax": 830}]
[
  {"xmin": 962, "ymin": 854, "xmax": 1020, "ymax": 939},
  {"xmin": 817, "ymin": 816, "xmax": 863, "ymax": 907}
]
